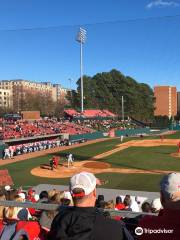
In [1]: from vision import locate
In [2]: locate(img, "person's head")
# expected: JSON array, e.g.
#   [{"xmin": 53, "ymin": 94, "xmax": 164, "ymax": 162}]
[
  {"xmin": 95, "ymin": 194, "xmax": 105, "ymax": 208},
  {"xmin": 104, "ymin": 200, "xmax": 115, "ymax": 210},
  {"xmin": 70, "ymin": 171, "xmax": 99, "ymax": 207},
  {"xmin": 48, "ymin": 189, "xmax": 58, "ymax": 199},
  {"xmin": 151, "ymin": 198, "xmax": 162, "ymax": 213},
  {"xmin": 160, "ymin": 172, "xmax": 180, "ymax": 209},
  {"xmin": 116, "ymin": 196, "xmax": 122, "ymax": 205},
  {"xmin": 5, "ymin": 189, "xmax": 18, "ymax": 201},
  {"xmin": 141, "ymin": 202, "xmax": 152, "ymax": 213},
  {"xmin": 50, "ymin": 191, "xmax": 65, "ymax": 204},
  {"xmin": 135, "ymin": 196, "xmax": 141, "ymax": 204},
  {"xmin": 97, "ymin": 195, "xmax": 104, "ymax": 202},
  {"xmin": 28, "ymin": 188, "xmax": 35, "ymax": 197},
  {"xmin": 39, "ymin": 191, "xmax": 48, "ymax": 200},
  {"xmin": 123, "ymin": 195, "xmax": 131, "ymax": 207},
  {"xmin": 61, "ymin": 191, "xmax": 74, "ymax": 206}
]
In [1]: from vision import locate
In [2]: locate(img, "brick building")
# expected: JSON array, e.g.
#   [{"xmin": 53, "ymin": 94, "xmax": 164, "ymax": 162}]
[
  {"xmin": 178, "ymin": 92, "xmax": 180, "ymax": 113},
  {"xmin": 154, "ymin": 86, "xmax": 177, "ymax": 118}
]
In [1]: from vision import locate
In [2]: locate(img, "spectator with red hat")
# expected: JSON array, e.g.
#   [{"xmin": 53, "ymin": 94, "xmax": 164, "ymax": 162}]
[{"xmin": 26, "ymin": 188, "xmax": 36, "ymax": 216}]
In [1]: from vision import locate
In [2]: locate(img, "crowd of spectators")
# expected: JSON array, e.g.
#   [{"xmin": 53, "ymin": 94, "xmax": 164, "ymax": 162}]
[
  {"xmin": 0, "ymin": 119, "xmax": 94, "ymax": 140},
  {"xmin": 0, "ymin": 116, "xmax": 140, "ymax": 142},
  {"xmin": 74, "ymin": 118, "xmax": 138, "ymax": 132},
  {"xmin": 0, "ymin": 171, "xmax": 179, "ymax": 239}
]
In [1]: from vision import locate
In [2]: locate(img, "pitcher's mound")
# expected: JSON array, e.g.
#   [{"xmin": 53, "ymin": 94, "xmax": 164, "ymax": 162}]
[
  {"xmin": 83, "ymin": 161, "xmax": 111, "ymax": 169},
  {"xmin": 31, "ymin": 160, "xmax": 111, "ymax": 179}
]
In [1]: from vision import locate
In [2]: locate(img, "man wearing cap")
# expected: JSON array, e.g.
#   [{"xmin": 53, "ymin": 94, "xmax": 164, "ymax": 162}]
[
  {"xmin": 138, "ymin": 172, "xmax": 180, "ymax": 239},
  {"xmin": 48, "ymin": 171, "xmax": 125, "ymax": 240}
]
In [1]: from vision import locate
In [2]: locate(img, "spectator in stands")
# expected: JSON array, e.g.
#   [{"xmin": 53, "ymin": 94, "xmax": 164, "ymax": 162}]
[
  {"xmin": 3, "ymin": 194, "xmax": 32, "ymax": 221},
  {"xmin": 130, "ymin": 198, "xmax": 139, "ymax": 212},
  {"xmin": 48, "ymin": 189, "xmax": 58, "ymax": 199},
  {"xmin": 0, "ymin": 192, "xmax": 6, "ymax": 219},
  {"xmin": 123, "ymin": 195, "xmax": 132, "ymax": 211},
  {"xmin": 60, "ymin": 191, "xmax": 74, "ymax": 206},
  {"xmin": 95, "ymin": 194, "xmax": 105, "ymax": 208},
  {"xmin": 39, "ymin": 191, "xmax": 49, "ymax": 204},
  {"xmin": 50, "ymin": 191, "xmax": 65, "ymax": 203},
  {"xmin": 39, "ymin": 191, "xmax": 65, "ymax": 233},
  {"xmin": 151, "ymin": 198, "xmax": 162, "ymax": 213},
  {"xmin": 141, "ymin": 202, "xmax": 152, "ymax": 213},
  {"xmin": 115, "ymin": 196, "xmax": 125, "ymax": 210},
  {"xmin": 104, "ymin": 200, "xmax": 115, "ymax": 210},
  {"xmin": 26, "ymin": 188, "xmax": 37, "ymax": 216},
  {"xmin": 139, "ymin": 172, "xmax": 180, "ymax": 239},
  {"xmin": 48, "ymin": 171, "xmax": 127, "ymax": 239},
  {"xmin": 4, "ymin": 188, "xmax": 18, "ymax": 201}
]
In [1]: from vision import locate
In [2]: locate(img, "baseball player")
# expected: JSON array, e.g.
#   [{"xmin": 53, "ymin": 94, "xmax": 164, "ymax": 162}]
[
  {"xmin": 177, "ymin": 142, "xmax": 180, "ymax": 154},
  {"xmin": 67, "ymin": 153, "xmax": 74, "ymax": 167}
]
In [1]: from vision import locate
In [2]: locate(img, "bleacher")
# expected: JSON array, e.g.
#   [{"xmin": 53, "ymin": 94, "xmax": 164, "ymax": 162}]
[
  {"xmin": 64, "ymin": 109, "xmax": 117, "ymax": 119},
  {"xmin": 0, "ymin": 178, "xmax": 165, "ymax": 240}
]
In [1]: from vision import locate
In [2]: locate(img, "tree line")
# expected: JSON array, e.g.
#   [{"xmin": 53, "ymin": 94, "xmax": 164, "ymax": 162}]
[{"xmin": 69, "ymin": 69, "xmax": 155, "ymax": 121}]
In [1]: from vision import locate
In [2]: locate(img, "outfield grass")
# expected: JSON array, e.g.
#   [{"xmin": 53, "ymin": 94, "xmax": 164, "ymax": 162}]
[
  {"xmin": 1, "ymin": 134, "xmax": 180, "ymax": 191},
  {"xmin": 103, "ymin": 146, "xmax": 180, "ymax": 171}
]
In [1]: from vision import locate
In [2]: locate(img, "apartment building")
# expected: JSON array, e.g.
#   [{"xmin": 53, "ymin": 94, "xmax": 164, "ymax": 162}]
[
  {"xmin": 0, "ymin": 89, "xmax": 12, "ymax": 108},
  {"xmin": 154, "ymin": 86, "xmax": 177, "ymax": 118},
  {"xmin": 178, "ymin": 92, "xmax": 180, "ymax": 113},
  {"xmin": 0, "ymin": 79, "xmax": 70, "ymax": 109}
]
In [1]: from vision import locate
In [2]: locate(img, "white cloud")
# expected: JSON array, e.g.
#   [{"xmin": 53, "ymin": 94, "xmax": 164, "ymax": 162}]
[{"xmin": 146, "ymin": 0, "xmax": 179, "ymax": 9}]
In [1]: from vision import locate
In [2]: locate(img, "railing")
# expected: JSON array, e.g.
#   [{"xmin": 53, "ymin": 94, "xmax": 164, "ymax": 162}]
[{"xmin": 0, "ymin": 200, "xmax": 157, "ymax": 218}]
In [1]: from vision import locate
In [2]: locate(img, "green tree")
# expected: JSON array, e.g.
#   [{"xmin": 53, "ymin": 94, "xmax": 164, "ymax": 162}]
[{"xmin": 72, "ymin": 69, "xmax": 155, "ymax": 120}]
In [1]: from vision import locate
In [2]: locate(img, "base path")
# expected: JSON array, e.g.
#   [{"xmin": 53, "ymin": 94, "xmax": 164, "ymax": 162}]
[{"xmin": 31, "ymin": 139, "xmax": 180, "ymax": 178}]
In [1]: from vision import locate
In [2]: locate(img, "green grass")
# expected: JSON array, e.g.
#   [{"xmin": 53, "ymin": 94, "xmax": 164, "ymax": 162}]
[
  {"xmin": 96, "ymin": 173, "xmax": 162, "ymax": 192},
  {"xmin": 58, "ymin": 138, "xmax": 123, "ymax": 160},
  {"xmin": 0, "ymin": 138, "xmax": 124, "ymax": 188},
  {"xmin": 102, "ymin": 146, "xmax": 180, "ymax": 171},
  {"xmin": 165, "ymin": 131, "xmax": 180, "ymax": 139},
  {"xmin": 1, "ymin": 133, "xmax": 180, "ymax": 191}
]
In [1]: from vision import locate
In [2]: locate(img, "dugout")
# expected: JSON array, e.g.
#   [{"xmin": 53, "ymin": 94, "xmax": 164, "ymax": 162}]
[
  {"xmin": 0, "ymin": 141, "xmax": 8, "ymax": 159},
  {"xmin": 4, "ymin": 133, "xmax": 69, "ymax": 146}
]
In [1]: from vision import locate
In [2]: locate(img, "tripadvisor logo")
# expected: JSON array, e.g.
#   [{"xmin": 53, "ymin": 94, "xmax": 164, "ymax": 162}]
[
  {"xmin": 135, "ymin": 227, "xmax": 143, "ymax": 236},
  {"xmin": 135, "ymin": 227, "xmax": 174, "ymax": 235}
]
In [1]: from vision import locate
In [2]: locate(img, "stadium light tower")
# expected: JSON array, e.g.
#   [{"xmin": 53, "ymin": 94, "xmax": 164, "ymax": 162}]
[
  {"xmin": 76, "ymin": 27, "xmax": 87, "ymax": 112},
  {"xmin": 122, "ymin": 96, "xmax": 124, "ymax": 121}
]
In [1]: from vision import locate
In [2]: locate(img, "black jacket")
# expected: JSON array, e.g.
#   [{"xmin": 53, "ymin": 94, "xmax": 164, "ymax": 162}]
[{"xmin": 48, "ymin": 206, "xmax": 125, "ymax": 240}]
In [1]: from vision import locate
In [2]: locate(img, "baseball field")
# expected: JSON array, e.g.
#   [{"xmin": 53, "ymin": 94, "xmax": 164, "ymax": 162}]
[{"xmin": 1, "ymin": 131, "xmax": 180, "ymax": 192}]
